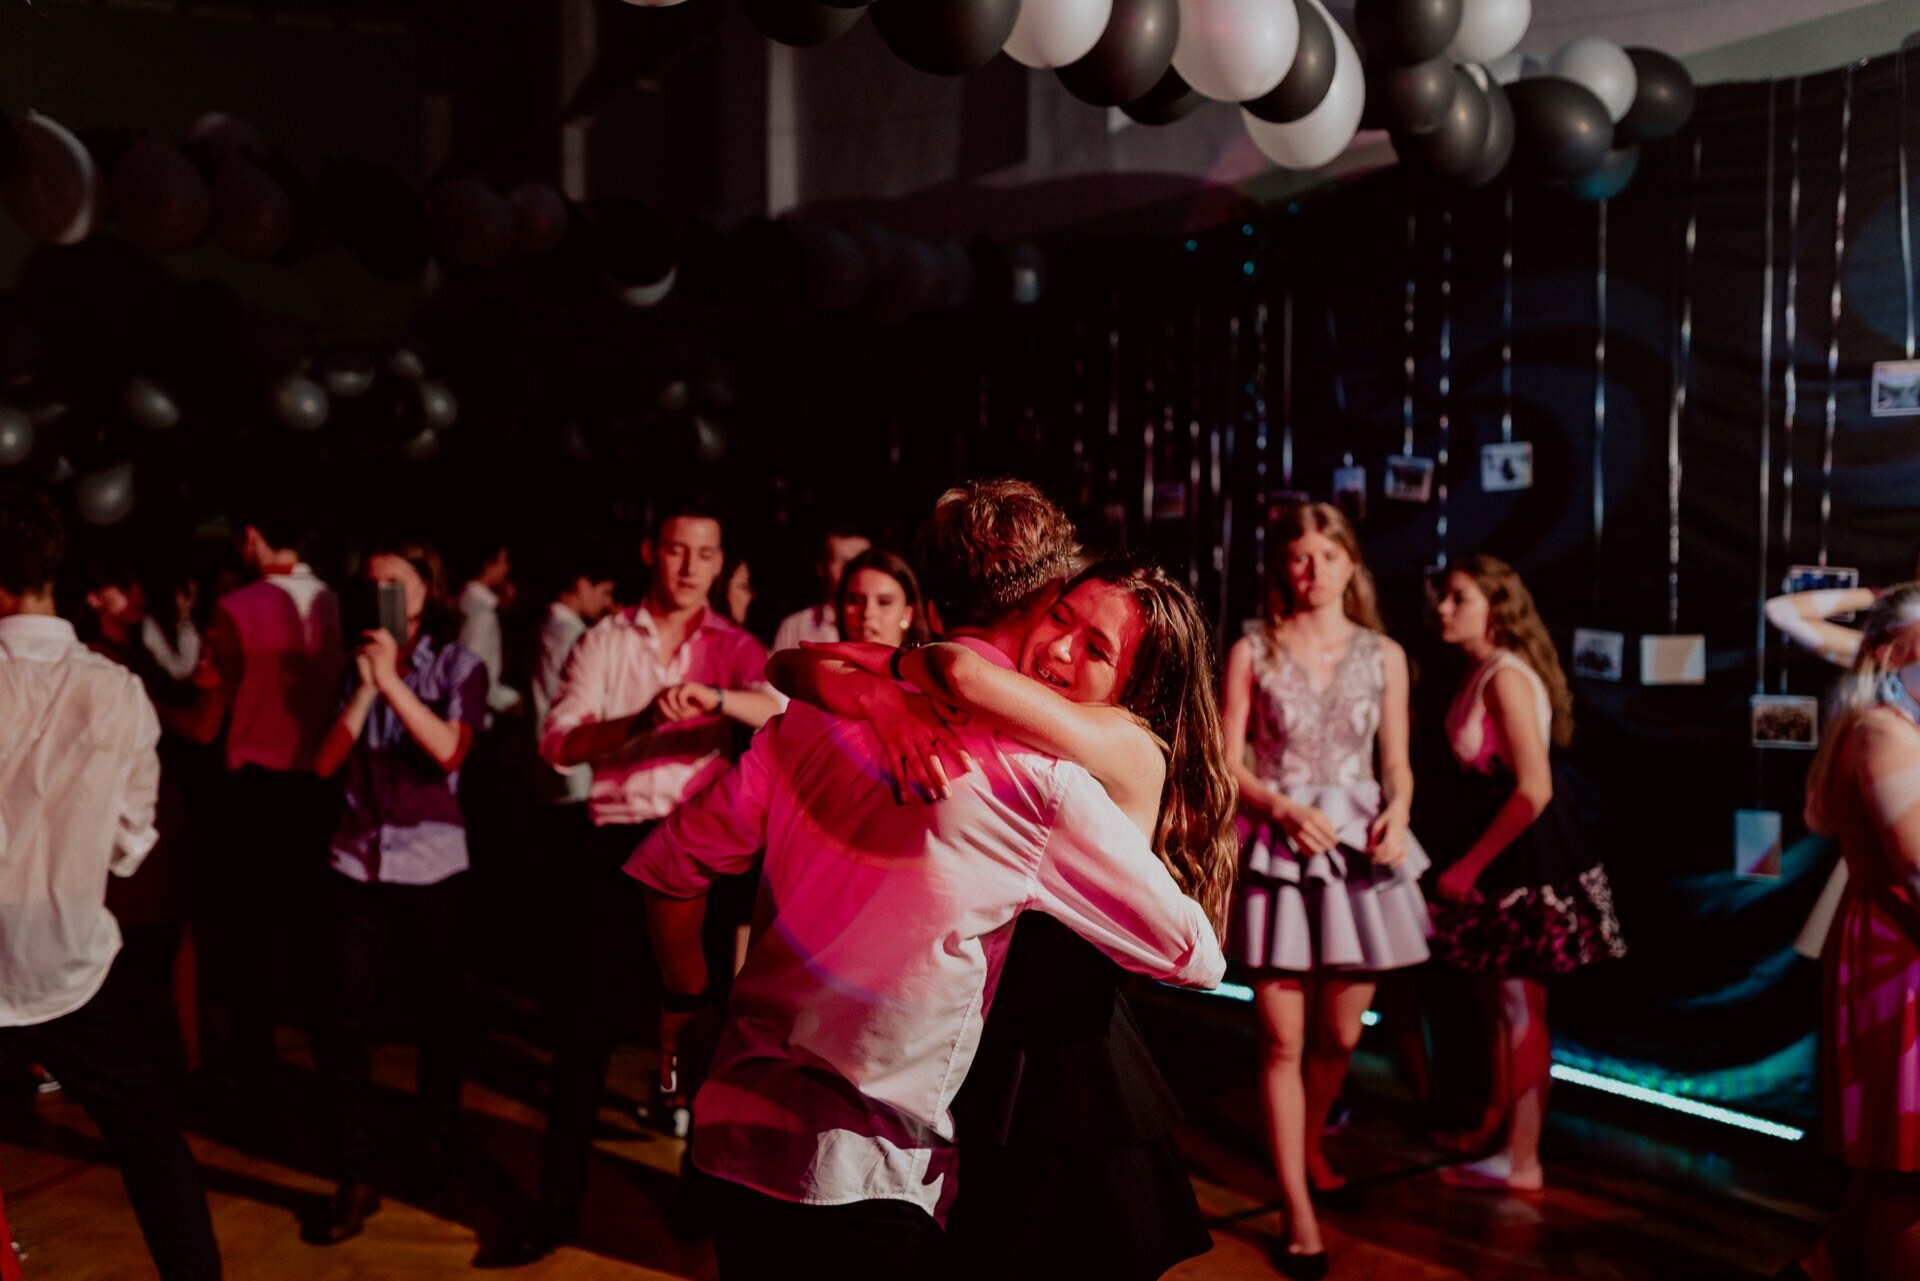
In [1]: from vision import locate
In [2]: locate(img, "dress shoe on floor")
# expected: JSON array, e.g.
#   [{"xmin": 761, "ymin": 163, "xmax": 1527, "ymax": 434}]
[
  {"xmin": 1270, "ymin": 1236, "xmax": 1331, "ymax": 1281},
  {"xmin": 302, "ymin": 1181, "xmax": 380, "ymax": 1246},
  {"xmin": 472, "ymin": 1206, "xmax": 577, "ymax": 1269}
]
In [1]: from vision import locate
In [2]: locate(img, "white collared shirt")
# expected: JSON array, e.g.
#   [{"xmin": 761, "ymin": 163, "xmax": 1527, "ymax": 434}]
[
  {"xmin": 0, "ymin": 615, "xmax": 161, "ymax": 1026},
  {"xmin": 532, "ymin": 602, "xmax": 591, "ymax": 805},
  {"xmin": 771, "ymin": 604, "xmax": 839, "ymax": 652},
  {"xmin": 539, "ymin": 604, "xmax": 779, "ymax": 826},
  {"xmin": 626, "ymin": 639, "xmax": 1224, "ymax": 1222},
  {"xmin": 458, "ymin": 580, "xmax": 521, "ymax": 715}
]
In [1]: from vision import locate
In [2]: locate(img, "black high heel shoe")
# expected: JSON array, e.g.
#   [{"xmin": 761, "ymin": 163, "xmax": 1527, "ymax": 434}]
[{"xmin": 1270, "ymin": 1235, "xmax": 1331, "ymax": 1280}]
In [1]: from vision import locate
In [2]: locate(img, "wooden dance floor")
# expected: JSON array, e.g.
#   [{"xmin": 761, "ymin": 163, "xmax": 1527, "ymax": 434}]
[{"xmin": 0, "ymin": 993, "xmax": 1822, "ymax": 1279}]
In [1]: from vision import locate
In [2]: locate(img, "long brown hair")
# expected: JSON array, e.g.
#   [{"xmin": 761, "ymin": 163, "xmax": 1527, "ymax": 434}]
[
  {"xmin": 367, "ymin": 536, "xmax": 457, "ymax": 645},
  {"xmin": 1072, "ymin": 555, "xmax": 1239, "ymax": 939},
  {"xmin": 835, "ymin": 547, "xmax": 933, "ymax": 646},
  {"xmin": 1451, "ymin": 553, "xmax": 1574, "ymax": 749},
  {"xmin": 1807, "ymin": 583, "xmax": 1920, "ymax": 822},
  {"xmin": 1266, "ymin": 502, "xmax": 1384, "ymax": 633}
]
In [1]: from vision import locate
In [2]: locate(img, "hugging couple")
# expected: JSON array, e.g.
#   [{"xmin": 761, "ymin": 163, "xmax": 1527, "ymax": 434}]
[{"xmin": 626, "ymin": 477, "xmax": 1237, "ymax": 1280}]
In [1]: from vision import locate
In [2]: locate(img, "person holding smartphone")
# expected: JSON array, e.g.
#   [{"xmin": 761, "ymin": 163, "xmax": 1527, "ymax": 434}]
[{"xmin": 308, "ymin": 538, "xmax": 489, "ymax": 1245}]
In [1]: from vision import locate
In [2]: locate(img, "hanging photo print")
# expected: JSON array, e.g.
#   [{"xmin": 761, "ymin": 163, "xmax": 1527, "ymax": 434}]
[
  {"xmin": 1383, "ymin": 455, "xmax": 1436, "ymax": 504},
  {"xmin": 1871, "ymin": 360, "xmax": 1920, "ymax": 417},
  {"xmin": 1734, "ymin": 809, "xmax": 1784, "ymax": 881},
  {"xmin": 1572, "ymin": 628, "xmax": 1626, "ymax": 682},
  {"xmin": 1152, "ymin": 480, "xmax": 1189, "ymax": 521},
  {"xmin": 1640, "ymin": 634, "xmax": 1707, "ymax": 685},
  {"xmin": 1332, "ymin": 465, "xmax": 1367, "ymax": 523},
  {"xmin": 1481, "ymin": 441, "xmax": 1534, "ymax": 493},
  {"xmin": 1785, "ymin": 564, "xmax": 1859, "ymax": 594},
  {"xmin": 1751, "ymin": 694, "xmax": 1820, "ymax": 749}
]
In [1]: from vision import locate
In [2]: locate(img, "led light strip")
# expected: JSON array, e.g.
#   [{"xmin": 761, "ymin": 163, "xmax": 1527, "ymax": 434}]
[{"xmin": 1188, "ymin": 987, "xmax": 1800, "ymax": 1140}]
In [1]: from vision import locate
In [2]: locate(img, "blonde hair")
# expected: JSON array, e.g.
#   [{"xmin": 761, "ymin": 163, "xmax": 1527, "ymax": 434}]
[
  {"xmin": 1451, "ymin": 554, "xmax": 1574, "ymax": 749},
  {"xmin": 1807, "ymin": 584, "xmax": 1920, "ymax": 820},
  {"xmin": 1266, "ymin": 502, "xmax": 1384, "ymax": 634}
]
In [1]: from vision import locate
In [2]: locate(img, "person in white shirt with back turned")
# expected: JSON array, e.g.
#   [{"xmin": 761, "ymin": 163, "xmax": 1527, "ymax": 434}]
[
  {"xmin": 0, "ymin": 487, "xmax": 222, "ymax": 1280},
  {"xmin": 769, "ymin": 527, "xmax": 869, "ymax": 651},
  {"xmin": 628, "ymin": 480, "xmax": 1227, "ymax": 1279},
  {"xmin": 458, "ymin": 540, "xmax": 523, "ymax": 720}
]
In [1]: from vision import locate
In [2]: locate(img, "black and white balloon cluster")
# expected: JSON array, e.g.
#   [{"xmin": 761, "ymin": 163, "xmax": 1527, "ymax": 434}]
[
  {"xmin": 791, "ymin": 221, "xmax": 1045, "ymax": 320},
  {"xmin": 1355, "ymin": 0, "xmax": 1694, "ymax": 197}
]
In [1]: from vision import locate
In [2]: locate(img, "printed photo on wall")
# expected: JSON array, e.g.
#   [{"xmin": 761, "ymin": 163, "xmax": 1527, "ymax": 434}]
[
  {"xmin": 1383, "ymin": 455, "xmax": 1436, "ymax": 504},
  {"xmin": 1640, "ymin": 634, "xmax": 1707, "ymax": 685},
  {"xmin": 1571, "ymin": 628, "xmax": 1626, "ymax": 682},
  {"xmin": 1872, "ymin": 360, "xmax": 1920, "ymax": 417},
  {"xmin": 1480, "ymin": 441, "xmax": 1534, "ymax": 493},
  {"xmin": 1784, "ymin": 564, "xmax": 1860, "ymax": 595},
  {"xmin": 1751, "ymin": 694, "xmax": 1820, "ymax": 749},
  {"xmin": 1151, "ymin": 480, "xmax": 1188, "ymax": 522},
  {"xmin": 1332, "ymin": 465, "xmax": 1367, "ymax": 524},
  {"xmin": 1734, "ymin": 809, "xmax": 1783, "ymax": 881}
]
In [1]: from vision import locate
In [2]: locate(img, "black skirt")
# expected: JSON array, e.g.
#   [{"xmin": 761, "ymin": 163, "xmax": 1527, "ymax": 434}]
[
  {"xmin": 1428, "ymin": 761, "xmax": 1626, "ymax": 980},
  {"xmin": 947, "ymin": 914, "xmax": 1212, "ymax": 1281}
]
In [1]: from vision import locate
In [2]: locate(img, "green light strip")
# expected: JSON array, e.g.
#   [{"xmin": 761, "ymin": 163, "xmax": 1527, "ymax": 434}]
[{"xmin": 1189, "ymin": 984, "xmax": 1803, "ymax": 1142}]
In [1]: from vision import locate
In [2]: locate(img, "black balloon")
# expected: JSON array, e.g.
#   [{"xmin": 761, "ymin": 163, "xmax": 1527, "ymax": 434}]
[
  {"xmin": 1245, "ymin": 0, "xmax": 1337, "ymax": 124},
  {"xmin": 743, "ymin": 0, "xmax": 866, "ymax": 47},
  {"xmin": 1396, "ymin": 67, "xmax": 1489, "ymax": 178},
  {"xmin": 1057, "ymin": 0, "xmax": 1180, "ymax": 107},
  {"xmin": 1122, "ymin": 69, "xmax": 1204, "ymax": 125},
  {"xmin": 1614, "ymin": 47, "xmax": 1695, "ymax": 145},
  {"xmin": 1562, "ymin": 145, "xmax": 1640, "ymax": 201},
  {"xmin": 1463, "ymin": 76, "xmax": 1515, "ymax": 187},
  {"xmin": 1507, "ymin": 76, "xmax": 1613, "ymax": 178},
  {"xmin": 1355, "ymin": 0, "xmax": 1460, "ymax": 65},
  {"xmin": 318, "ymin": 159, "xmax": 430, "ymax": 282},
  {"xmin": 1372, "ymin": 57, "xmax": 1457, "ymax": 136},
  {"xmin": 871, "ymin": 0, "xmax": 1020, "ymax": 75}
]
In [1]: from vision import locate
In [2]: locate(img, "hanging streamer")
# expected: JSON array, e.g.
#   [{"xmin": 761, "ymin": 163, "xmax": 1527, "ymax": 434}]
[
  {"xmin": 1781, "ymin": 82, "xmax": 1802, "ymax": 693},
  {"xmin": 1189, "ymin": 313, "xmax": 1205, "ymax": 592},
  {"xmin": 1502, "ymin": 185, "xmax": 1515, "ymax": 445},
  {"xmin": 1671, "ymin": 138, "xmax": 1700, "ymax": 634},
  {"xmin": 1220, "ymin": 311, "xmax": 1238, "ymax": 638},
  {"xmin": 1403, "ymin": 200, "xmax": 1418, "ymax": 456},
  {"xmin": 1902, "ymin": 50, "xmax": 1915, "ymax": 360},
  {"xmin": 1438, "ymin": 203, "xmax": 1452, "ymax": 567},
  {"xmin": 1757, "ymin": 83, "xmax": 1778, "ymax": 697},
  {"xmin": 1106, "ymin": 312, "xmax": 1122, "ymax": 492},
  {"xmin": 1593, "ymin": 199, "xmax": 1608, "ymax": 601},
  {"xmin": 1822, "ymin": 65, "xmax": 1853, "ymax": 568},
  {"xmin": 1142, "ymin": 328, "xmax": 1157, "ymax": 525},
  {"xmin": 1256, "ymin": 299, "xmax": 1273, "ymax": 585},
  {"xmin": 1327, "ymin": 307, "xmax": 1353, "ymax": 466}
]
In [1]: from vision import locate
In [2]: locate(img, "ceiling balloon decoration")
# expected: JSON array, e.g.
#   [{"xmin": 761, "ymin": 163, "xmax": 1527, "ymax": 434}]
[
  {"xmin": 123, "ymin": 377, "xmax": 180, "ymax": 432},
  {"xmin": 4, "ymin": 112, "xmax": 102, "ymax": 246},
  {"xmin": 1243, "ymin": 0, "xmax": 1337, "ymax": 124},
  {"xmin": 1122, "ymin": 68, "xmax": 1207, "ymax": 125},
  {"xmin": 1242, "ymin": 0, "xmax": 1364, "ymax": 170},
  {"xmin": 1462, "ymin": 72, "xmax": 1515, "ymax": 186},
  {"xmin": 872, "ymin": 0, "xmax": 1023, "ymax": 75},
  {"xmin": 210, "ymin": 159, "xmax": 293, "ymax": 260},
  {"xmin": 0, "ymin": 406, "xmax": 32, "ymax": 467},
  {"xmin": 1548, "ymin": 37, "xmax": 1637, "ymax": 123},
  {"xmin": 1444, "ymin": 0, "xmax": 1527, "ymax": 64},
  {"xmin": 1613, "ymin": 47, "xmax": 1695, "ymax": 144},
  {"xmin": 1057, "ymin": 0, "xmax": 1181, "ymax": 105},
  {"xmin": 1004, "ymin": 0, "xmax": 1114, "ymax": 69},
  {"xmin": 430, "ymin": 178, "xmax": 516, "ymax": 270},
  {"xmin": 1355, "ymin": 0, "xmax": 1461, "ymax": 65},
  {"xmin": 1506, "ymin": 75, "xmax": 1613, "ymax": 177},
  {"xmin": 75, "ymin": 461, "xmax": 135, "ymax": 527},
  {"xmin": 112, "ymin": 138, "xmax": 210, "ymax": 255},
  {"xmin": 1393, "ymin": 64, "xmax": 1490, "ymax": 178},
  {"xmin": 508, "ymin": 182, "xmax": 570, "ymax": 254},
  {"xmin": 742, "ymin": 0, "xmax": 868, "ymax": 48},
  {"xmin": 1372, "ymin": 56, "xmax": 1458, "ymax": 135},
  {"xmin": 272, "ymin": 374, "xmax": 330, "ymax": 432},
  {"xmin": 1172, "ymin": 0, "xmax": 1300, "ymax": 103}
]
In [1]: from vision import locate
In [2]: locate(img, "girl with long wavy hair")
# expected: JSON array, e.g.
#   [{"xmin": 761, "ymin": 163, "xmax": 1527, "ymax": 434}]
[
  {"xmin": 1220, "ymin": 502, "xmax": 1429, "ymax": 1278},
  {"xmin": 770, "ymin": 552, "xmax": 1237, "ymax": 1280},
  {"xmin": 1429, "ymin": 554, "xmax": 1624, "ymax": 1194}
]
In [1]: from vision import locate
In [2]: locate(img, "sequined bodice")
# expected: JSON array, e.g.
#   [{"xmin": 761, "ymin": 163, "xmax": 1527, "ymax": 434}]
[{"xmin": 1246, "ymin": 626, "xmax": 1385, "ymax": 795}]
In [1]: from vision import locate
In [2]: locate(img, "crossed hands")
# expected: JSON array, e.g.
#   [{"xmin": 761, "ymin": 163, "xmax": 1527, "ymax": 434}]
[{"xmin": 806, "ymin": 640, "xmax": 973, "ymax": 805}]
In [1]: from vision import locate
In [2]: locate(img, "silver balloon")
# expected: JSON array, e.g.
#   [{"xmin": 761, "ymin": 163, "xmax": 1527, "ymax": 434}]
[
  {"xmin": 658, "ymin": 380, "xmax": 693, "ymax": 413},
  {"xmin": 399, "ymin": 428, "xmax": 441, "ymax": 462},
  {"xmin": 693, "ymin": 415, "xmax": 726, "ymax": 462},
  {"xmin": 613, "ymin": 265, "xmax": 677, "ymax": 308},
  {"xmin": 322, "ymin": 359, "xmax": 376, "ymax": 400},
  {"xmin": 1549, "ymin": 37, "xmax": 1636, "ymax": 123},
  {"xmin": 0, "ymin": 406, "xmax": 32, "ymax": 466},
  {"xmin": 123, "ymin": 377, "xmax": 180, "ymax": 432},
  {"xmin": 387, "ymin": 347, "xmax": 426, "ymax": 382},
  {"xmin": 48, "ymin": 456, "xmax": 74, "ymax": 484},
  {"xmin": 420, "ymin": 380, "xmax": 459, "ymax": 430},
  {"xmin": 76, "ymin": 462, "xmax": 135, "ymax": 527},
  {"xmin": 273, "ymin": 376, "xmax": 330, "ymax": 432}
]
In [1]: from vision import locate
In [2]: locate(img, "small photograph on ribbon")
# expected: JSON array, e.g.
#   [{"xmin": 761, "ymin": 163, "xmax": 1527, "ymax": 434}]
[
  {"xmin": 1571, "ymin": 628, "xmax": 1625, "ymax": 682},
  {"xmin": 1641, "ymin": 633, "xmax": 1707, "ymax": 685},
  {"xmin": 1752, "ymin": 694, "xmax": 1820, "ymax": 749},
  {"xmin": 1872, "ymin": 360, "xmax": 1920, "ymax": 417},
  {"xmin": 1332, "ymin": 465, "xmax": 1367, "ymax": 524},
  {"xmin": 1481, "ymin": 441, "xmax": 1534, "ymax": 493},
  {"xmin": 1383, "ymin": 455, "xmax": 1436, "ymax": 504},
  {"xmin": 1734, "ymin": 809, "xmax": 1783, "ymax": 881},
  {"xmin": 1785, "ymin": 564, "xmax": 1860, "ymax": 595}
]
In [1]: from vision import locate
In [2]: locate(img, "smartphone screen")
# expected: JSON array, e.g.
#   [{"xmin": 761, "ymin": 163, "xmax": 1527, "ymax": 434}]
[{"xmin": 376, "ymin": 582, "xmax": 407, "ymax": 644}]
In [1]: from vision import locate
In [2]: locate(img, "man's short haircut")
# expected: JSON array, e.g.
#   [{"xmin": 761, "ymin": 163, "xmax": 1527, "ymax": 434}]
[
  {"xmin": 0, "ymin": 485, "xmax": 66, "ymax": 596},
  {"xmin": 236, "ymin": 505, "xmax": 309, "ymax": 557},
  {"xmin": 652, "ymin": 494, "xmax": 724, "ymax": 542},
  {"xmin": 916, "ymin": 478, "xmax": 1078, "ymax": 628}
]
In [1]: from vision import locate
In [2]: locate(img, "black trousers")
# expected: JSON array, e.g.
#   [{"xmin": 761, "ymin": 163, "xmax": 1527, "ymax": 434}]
[
  {"xmin": 315, "ymin": 872, "xmax": 467, "ymax": 1183},
  {"xmin": 710, "ymin": 1179, "xmax": 943, "ymax": 1281},
  {"xmin": 535, "ymin": 820, "xmax": 658, "ymax": 1215},
  {"xmin": 1, "ymin": 960, "xmax": 222, "ymax": 1280},
  {"xmin": 212, "ymin": 766, "xmax": 336, "ymax": 1079}
]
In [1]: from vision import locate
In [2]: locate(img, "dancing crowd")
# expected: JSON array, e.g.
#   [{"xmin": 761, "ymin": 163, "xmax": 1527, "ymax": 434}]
[{"xmin": 2, "ymin": 470, "xmax": 1909, "ymax": 1279}]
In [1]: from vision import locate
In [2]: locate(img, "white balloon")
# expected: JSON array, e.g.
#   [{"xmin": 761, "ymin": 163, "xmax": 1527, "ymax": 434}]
[
  {"xmin": 1445, "ymin": 0, "xmax": 1529, "ymax": 65},
  {"xmin": 273, "ymin": 376, "xmax": 329, "ymax": 432},
  {"xmin": 0, "ymin": 406, "xmax": 32, "ymax": 466},
  {"xmin": 614, "ymin": 265, "xmax": 676, "ymax": 309},
  {"xmin": 4, "ymin": 112, "xmax": 101, "ymax": 246},
  {"xmin": 1242, "ymin": 0, "xmax": 1363, "ymax": 170},
  {"xmin": 420, "ymin": 380, "xmax": 459, "ymax": 430},
  {"xmin": 1549, "ymin": 37, "xmax": 1637, "ymax": 123},
  {"xmin": 1173, "ymin": 0, "xmax": 1299, "ymax": 104},
  {"xmin": 1004, "ymin": 0, "xmax": 1114, "ymax": 69},
  {"xmin": 1486, "ymin": 47, "xmax": 1544, "ymax": 84}
]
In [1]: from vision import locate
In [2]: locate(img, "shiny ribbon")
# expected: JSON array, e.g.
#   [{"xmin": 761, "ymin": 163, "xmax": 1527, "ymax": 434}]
[
  {"xmin": 1902, "ymin": 50, "xmax": 1915, "ymax": 359},
  {"xmin": 1258, "ymin": 297, "xmax": 1276, "ymax": 583},
  {"xmin": 1502, "ymin": 185, "xmax": 1515, "ymax": 444},
  {"xmin": 1781, "ymin": 82, "xmax": 1802, "ymax": 692},
  {"xmin": 1594, "ymin": 198, "xmax": 1608, "ymax": 592},
  {"xmin": 1220, "ymin": 311, "xmax": 1239, "ymax": 637},
  {"xmin": 1822, "ymin": 65, "xmax": 1853, "ymax": 567},
  {"xmin": 1437, "ymin": 202, "xmax": 1453, "ymax": 567},
  {"xmin": 1403, "ymin": 199, "xmax": 1417, "ymax": 455},
  {"xmin": 1670, "ymin": 138, "xmax": 1700, "ymax": 633},
  {"xmin": 1757, "ymin": 82, "xmax": 1777, "ymax": 697},
  {"xmin": 1327, "ymin": 307, "xmax": 1354, "ymax": 467}
]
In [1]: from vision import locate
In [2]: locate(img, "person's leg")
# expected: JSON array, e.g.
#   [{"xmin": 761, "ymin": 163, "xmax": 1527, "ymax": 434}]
[
  {"xmin": 214, "ymin": 769, "xmax": 280, "ymax": 1084},
  {"xmin": 405, "ymin": 876, "xmax": 468, "ymax": 1145},
  {"xmin": 1444, "ymin": 976, "xmax": 1546, "ymax": 1190},
  {"xmin": 1255, "ymin": 977, "xmax": 1321, "ymax": 1256},
  {"xmin": 315, "ymin": 875, "xmax": 387, "ymax": 1192},
  {"xmin": 9, "ymin": 966, "xmax": 222, "ymax": 1280},
  {"xmin": 172, "ymin": 925, "xmax": 202, "ymax": 1075},
  {"xmin": 1436, "ymin": 972, "xmax": 1509, "ymax": 1152},
  {"xmin": 1304, "ymin": 978, "xmax": 1375, "ymax": 1192},
  {"xmin": 709, "ymin": 1181, "xmax": 939, "ymax": 1281}
]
